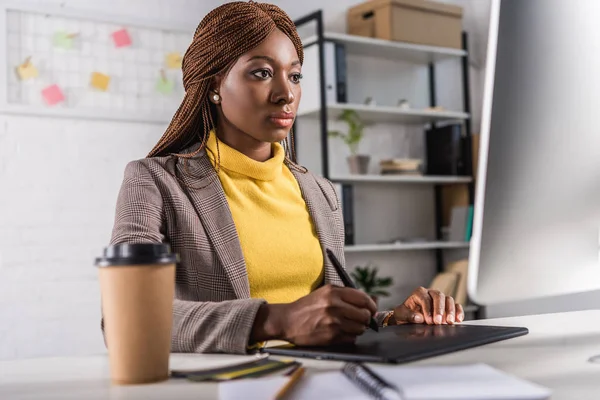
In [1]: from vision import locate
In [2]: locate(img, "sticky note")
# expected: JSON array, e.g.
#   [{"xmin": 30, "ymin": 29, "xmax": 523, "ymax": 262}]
[
  {"xmin": 90, "ymin": 72, "xmax": 111, "ymax": 91},
  {"xmin": 156, "ymin": 77, "xmax": 174, "ymax": 95},
  {"xmin": 112, "ymin": 28, "xmax": 132, "ymax": 48},
  {"xmin": 42, "ymin": 84, "xmax": 65, "ymax": 106},
  {"xmin": 165, "ymin": 52, "xmax": 182, "ymax": 69},
  {"xmin": 53, "ymin": 31, "xmax": 75, "ymax": 50},
  {"xmin": 16, "ymin": 62, "xmax": 39, "ymax": 80}
]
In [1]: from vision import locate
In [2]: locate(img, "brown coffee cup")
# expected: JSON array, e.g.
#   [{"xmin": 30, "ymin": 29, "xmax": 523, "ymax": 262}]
[{"xmin": 96, "ymin": 243, "xmax": 179, "ymax": 385}]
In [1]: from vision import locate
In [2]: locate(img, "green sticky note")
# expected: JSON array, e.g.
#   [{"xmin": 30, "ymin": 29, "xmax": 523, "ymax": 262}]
[
  {"xmin": 53, "ymin": 31, "xmax": 74, "ymax": 50},
  {"xmin": 156, "ymin": 78, "xmax": 174, "ymax": 95}
]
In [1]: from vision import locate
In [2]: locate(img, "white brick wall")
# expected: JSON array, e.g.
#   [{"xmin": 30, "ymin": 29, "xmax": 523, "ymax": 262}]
[
  {"xmin": 0, "ymin": 114, "xmax": 165, "ymax": 359},
  {"xmin": 0, "ymin": 0, "xmax": 221, "ymax": 360}
]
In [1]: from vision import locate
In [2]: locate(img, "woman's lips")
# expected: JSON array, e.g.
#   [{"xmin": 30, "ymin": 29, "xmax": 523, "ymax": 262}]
[{"xmin": 269, "ymin": 116, "xmax": 294, "ymax": 127}]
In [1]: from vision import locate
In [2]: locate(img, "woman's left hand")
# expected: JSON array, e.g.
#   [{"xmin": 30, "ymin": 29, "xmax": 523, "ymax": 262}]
[{"xmin": 390, "ymin": 287, "xmax": 464, "ymax": 325}]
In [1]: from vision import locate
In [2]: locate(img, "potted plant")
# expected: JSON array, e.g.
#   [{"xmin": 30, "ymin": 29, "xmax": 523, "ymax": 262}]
[
  {"xmin": 328, "ymin": 109, "xmax": 370, "ymax": 174},
  {"xmin": 350, "ymin": 263, "xmax": 394, "ymax": 306}
]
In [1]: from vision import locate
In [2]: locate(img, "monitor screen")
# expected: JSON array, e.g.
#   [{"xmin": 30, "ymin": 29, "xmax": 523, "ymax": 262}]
[{"xmin": 468, "ymin": 0, "xmax": 600, "ymax": 307}]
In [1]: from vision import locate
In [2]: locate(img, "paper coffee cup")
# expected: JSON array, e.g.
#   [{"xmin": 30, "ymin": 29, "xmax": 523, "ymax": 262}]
[{"xmin": 96, "ymin": 243, "xmax": 179, "ymax": 385}]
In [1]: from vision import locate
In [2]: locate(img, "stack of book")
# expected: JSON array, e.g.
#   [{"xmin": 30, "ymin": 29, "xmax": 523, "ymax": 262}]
[
  {"xmin": 448, "ymin": 205, "xmax": 474, "ymax": 242},
  {"xmin": 379, "ymin": 158, "xmax": 423, "ymax": 175}
]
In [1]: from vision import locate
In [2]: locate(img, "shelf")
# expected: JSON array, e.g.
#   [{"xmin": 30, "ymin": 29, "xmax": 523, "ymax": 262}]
[
  {"xmin": 344, "ymin": 242, "xmax": 470, "ymax": 253},
  {"xmin": 332, "ymin": 175, "xmax": 472, "ymax": 184},
  {"xmin": 298, "ymin": 103, "xmax": 469, "ymax": 125},
  {"xmin": 302, "ymin": 32, "xmax": 466, "ymax": 63}
]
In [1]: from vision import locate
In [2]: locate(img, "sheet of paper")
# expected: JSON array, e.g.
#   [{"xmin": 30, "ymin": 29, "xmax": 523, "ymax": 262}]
[
  {"xmin": 165, "ymin": 52, "xmax": 182, "ymax": 69},
  {"xmin": 219, "ymin": 363, "xmax": 551, "ymax": 400},
  {"xmin": 16, "ymin": 63, "xmax": 38, "ymax": 80},
  {"xmin": 90, "ymin": 72, "xmax": 111, "ymax": 91},
  {"xmin": 373, "ymin": 363, "xmax": 551, "ymax": 400},
  {"xmin": 112, "ymin": 28, "xmax": 132, "ymax": 48},
  {"xmin": 156, "ymin": 77, "xmax": 174, "ymax": 94},
  {"xmin": 219, "ymin": 372, "xmax": 364, "ymax": 400},
  {"xmin": 53, "ymin": 31, "xmax": 75, "ymax": 50},
  {"xmin": 41, "ymin": 84, "xmax": 65, "ymax": 106}
]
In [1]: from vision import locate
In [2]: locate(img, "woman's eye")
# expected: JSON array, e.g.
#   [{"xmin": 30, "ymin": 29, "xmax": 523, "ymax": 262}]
[
  {"xmin": 252, "ymin": 69, "xmax": 272, "ymax": 79},
  {"xmin": 291, "ymin": 73, "xmax": 303, "ymax": 84}
]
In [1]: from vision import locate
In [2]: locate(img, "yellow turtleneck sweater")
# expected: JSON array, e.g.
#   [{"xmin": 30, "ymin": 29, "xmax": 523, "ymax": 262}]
[{"xmin": 206, "ymin": 132, "xmax": 324, "ymax": 304}]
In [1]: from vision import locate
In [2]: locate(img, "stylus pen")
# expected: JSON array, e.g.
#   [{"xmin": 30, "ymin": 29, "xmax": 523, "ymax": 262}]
[{"xmin": 326, "ymin": 249, "xmax": 379, "ymax": 332}]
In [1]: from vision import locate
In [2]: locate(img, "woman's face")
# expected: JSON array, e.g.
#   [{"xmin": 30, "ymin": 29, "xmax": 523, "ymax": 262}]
[{"xmin": 215, "ymin": 29, "xmax": 302, "ymax": 144}]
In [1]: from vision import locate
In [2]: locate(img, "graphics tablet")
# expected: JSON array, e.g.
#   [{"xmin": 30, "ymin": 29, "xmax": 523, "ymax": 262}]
[{"xmin": 262, "ymin": 324, "xmax": 528, "ymax": 364}]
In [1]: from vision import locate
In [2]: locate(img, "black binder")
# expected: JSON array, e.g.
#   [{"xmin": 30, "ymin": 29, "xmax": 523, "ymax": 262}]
[
  {"xmin": 425, "ymin": 124, "xmax": 466, "ymax": 176},
  {"xmin": 341, "ymin": 185, "xmax": 354, "ymax": 245}
]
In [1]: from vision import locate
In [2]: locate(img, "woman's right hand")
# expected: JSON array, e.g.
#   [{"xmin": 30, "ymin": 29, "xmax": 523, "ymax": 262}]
[{"xmin": 278, "ymin": 284, "xmax": 378, "ymax": 346}]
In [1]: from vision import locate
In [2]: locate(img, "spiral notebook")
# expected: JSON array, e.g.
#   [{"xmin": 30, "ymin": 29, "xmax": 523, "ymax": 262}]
[{"xmin": 219, "ymin": 363, "xmax": 551, "ymax": 400}]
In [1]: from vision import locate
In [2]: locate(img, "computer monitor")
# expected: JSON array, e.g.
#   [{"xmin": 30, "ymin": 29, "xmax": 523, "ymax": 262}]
[{"xmin": 468, "ymin": 0, "xmax": 600, "ymax": 307}]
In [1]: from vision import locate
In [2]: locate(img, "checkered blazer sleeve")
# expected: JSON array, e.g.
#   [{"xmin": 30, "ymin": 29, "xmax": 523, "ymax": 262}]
[{"xmin": 106, "ymin": 160, "xmax": 266, "ymax": 354}]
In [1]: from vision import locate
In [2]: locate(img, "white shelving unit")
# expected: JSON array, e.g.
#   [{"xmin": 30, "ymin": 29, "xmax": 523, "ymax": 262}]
[
  {"xmin": 298, "ymin": 103, "xmax": 469, "ymax": 125},
  {"xmin": 331, "ymin": 175, "xmax": 472, "ymax": 184},
  {"xmin": 298, "ymin": 31, "xmax": 474, "ymax": 242},
  {"xmin": 295, "ymin": 12, "xmax": 479, "ymax": 316},
  {"xmin": 344, "ymin": 242, "xmax": 470, "ymax": 253},
  {"xmin": 302, "ymin": 32, "xmax": 466, "ymax": 63},
  {"xmin": 299, "ymin": 31, "xmax": 474, "ymax": 254}
]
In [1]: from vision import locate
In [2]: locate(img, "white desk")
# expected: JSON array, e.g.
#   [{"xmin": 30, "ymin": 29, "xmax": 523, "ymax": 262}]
[{"xmin": 1, "ymin": 310, "xmax": 599, "ymax": 399}]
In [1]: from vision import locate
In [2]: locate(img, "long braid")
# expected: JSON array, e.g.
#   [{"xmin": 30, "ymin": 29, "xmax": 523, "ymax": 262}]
[{"xmin": 148, "ymin": 1, "xmax": 304, "ymax": 170}]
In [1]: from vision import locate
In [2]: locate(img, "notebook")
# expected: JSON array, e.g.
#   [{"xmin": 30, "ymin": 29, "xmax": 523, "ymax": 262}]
[{"xmin": 219, "ymin": 363, "xmax": 551, "ymax": 400}]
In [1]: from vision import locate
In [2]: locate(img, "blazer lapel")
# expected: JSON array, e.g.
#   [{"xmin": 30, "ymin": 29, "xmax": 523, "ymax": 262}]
[
  {"xmin": 291, "ymin": 168, "xmax": 344, "ymax": 287},
  {"xmin": 176, "ymin": 149, "xmax": 250, "ymax": 299}
]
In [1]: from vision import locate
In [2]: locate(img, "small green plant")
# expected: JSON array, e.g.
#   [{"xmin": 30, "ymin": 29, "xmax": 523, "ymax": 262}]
[
  {"xmin": 351, "ymin": 264, "xmax": 394, "ymax": 298},
  {"xmin": 328, "ymin": 109, "xmax": 365, "ymax": 155}
]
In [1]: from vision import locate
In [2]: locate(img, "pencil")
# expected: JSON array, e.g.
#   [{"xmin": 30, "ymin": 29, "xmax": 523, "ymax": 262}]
[{"xmin": 273, "ymin": 366, "xmax": 305, "ymax": 400}]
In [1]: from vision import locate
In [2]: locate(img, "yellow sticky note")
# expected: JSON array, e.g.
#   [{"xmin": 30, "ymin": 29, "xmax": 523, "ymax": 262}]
[
  {"xmin": 90, "ymin": 72, "xmax": 111, "ymax": 91},
  {"xmin": 16, "ymin": 63, "xmax": 39, "ymax": 80},
  {"xmin": 165, "ymin": 52, "xmax": 182, "ymax": 69}
]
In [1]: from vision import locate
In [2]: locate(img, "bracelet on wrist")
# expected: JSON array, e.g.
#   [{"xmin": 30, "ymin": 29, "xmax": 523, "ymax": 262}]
[{"xmin": 382, "ymin": 311, "xmax": 395, "ymax": 327}]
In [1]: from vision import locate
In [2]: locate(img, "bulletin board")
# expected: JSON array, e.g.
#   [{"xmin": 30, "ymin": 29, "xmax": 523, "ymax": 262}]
[{"xmin": 0, "ymin": 2, "xmax": 194, "ymax": 123}]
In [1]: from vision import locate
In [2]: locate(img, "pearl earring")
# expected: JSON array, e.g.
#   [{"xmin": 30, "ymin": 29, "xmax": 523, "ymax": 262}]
[{"xmin": 212, "ymin": 93, "xmax": 221, "ymax": 102}]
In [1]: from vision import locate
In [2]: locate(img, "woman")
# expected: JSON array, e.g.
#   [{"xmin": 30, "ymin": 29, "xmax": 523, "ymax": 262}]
[{"xmin": 110, "ymin": 1, "xmax": 464, "ymax": 354}]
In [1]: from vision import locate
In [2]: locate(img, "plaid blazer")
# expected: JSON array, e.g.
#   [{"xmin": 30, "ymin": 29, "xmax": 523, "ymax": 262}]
[{"xmin": 109, "ymin": 144, "xmax": 386, "ymax": 354}]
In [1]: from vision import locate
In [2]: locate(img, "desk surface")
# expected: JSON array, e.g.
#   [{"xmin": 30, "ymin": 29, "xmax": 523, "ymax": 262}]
[{"xmin": 1, "ymin": 310, "xmax": 599, "ymax": 399}]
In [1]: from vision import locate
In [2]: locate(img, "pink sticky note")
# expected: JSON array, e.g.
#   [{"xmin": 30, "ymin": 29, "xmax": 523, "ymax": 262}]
[
  {"xmin": 42, "ymin": 84, "xmax": 65, "ymax": 106},
  {"xmin": 112, "ymin": 28, "xmax": 132, "ymax": 48}
]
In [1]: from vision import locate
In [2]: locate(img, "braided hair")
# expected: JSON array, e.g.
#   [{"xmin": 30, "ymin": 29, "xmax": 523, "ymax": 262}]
[{"xmin": 148, "ymin": 1, "xmax": 304, "ymax": 166}]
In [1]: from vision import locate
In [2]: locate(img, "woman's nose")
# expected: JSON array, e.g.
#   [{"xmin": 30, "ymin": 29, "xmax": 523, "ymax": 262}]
[{"xmin": 271, "ymin": 78, "xmax": 295, "ymax": 105}]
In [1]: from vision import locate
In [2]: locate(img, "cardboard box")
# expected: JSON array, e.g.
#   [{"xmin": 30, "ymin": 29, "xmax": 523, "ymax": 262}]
[{"xmin": 347, "ymin": 0, "xmax": 463, "ymax": 49}]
